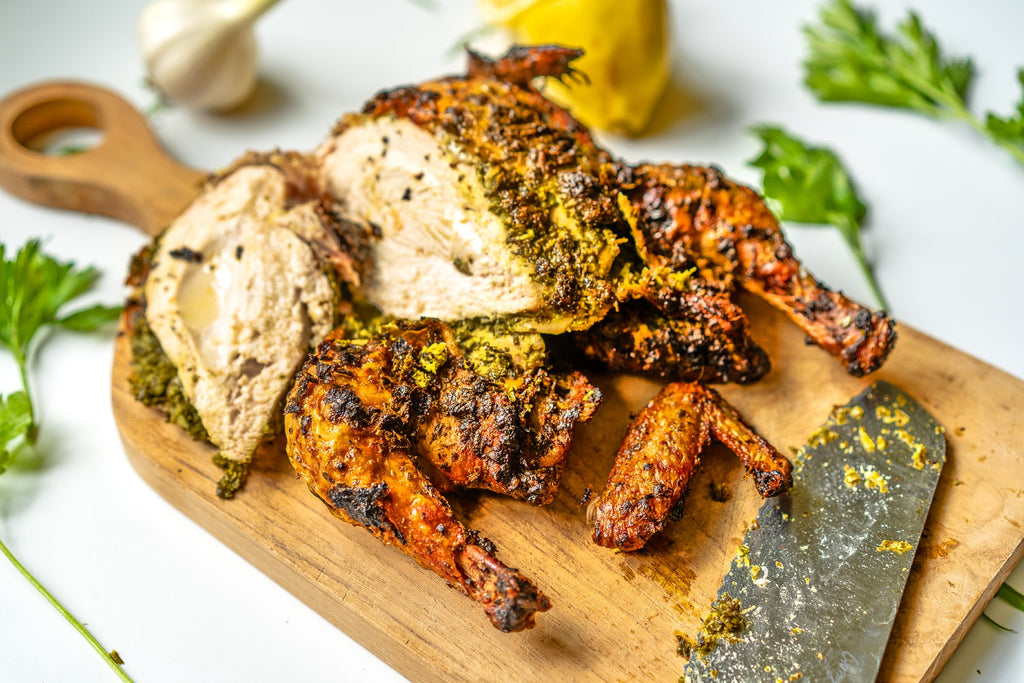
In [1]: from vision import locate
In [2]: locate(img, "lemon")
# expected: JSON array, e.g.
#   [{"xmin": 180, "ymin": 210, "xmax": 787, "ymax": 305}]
[{"xmin": 476, "ymin": 0, "xmax": 672, "ymax": 136}]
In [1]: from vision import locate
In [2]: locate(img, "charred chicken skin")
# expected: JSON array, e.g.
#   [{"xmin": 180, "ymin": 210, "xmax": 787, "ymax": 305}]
[
  {"xmin": 284, "ymin": 318, "xmax": 599, "ymax": 630},
  {"xmin": 415, "ymin": 360, "xmax": 600, "ymax": 505},
  {"xmin": 576, "ymin": 274, "xmax": 771, "ymax": 384},
  {"xmin": 590, "ymin": 382, "xmax": 792, "ymax": 552},
  {"xmin": 624, "ymin": 163, "xmax": 896, "ymax": 377}
]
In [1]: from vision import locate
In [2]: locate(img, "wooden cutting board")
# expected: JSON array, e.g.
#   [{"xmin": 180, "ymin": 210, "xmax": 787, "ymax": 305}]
[{"xmin": 4, "ymin": 81, "xmax": 1024, "ymax": 683}]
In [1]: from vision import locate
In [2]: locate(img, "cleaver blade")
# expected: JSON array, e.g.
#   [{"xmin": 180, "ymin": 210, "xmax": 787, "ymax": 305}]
[{"xmin": 684, "ymin": 381, "xmax": 947, "ymax": 682}]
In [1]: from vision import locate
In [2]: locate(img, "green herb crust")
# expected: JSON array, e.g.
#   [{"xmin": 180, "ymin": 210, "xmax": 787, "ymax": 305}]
[
  {"xmin": 447, "ymin": 317, "xmax": 548, "ymax": 381},
  {"xmin": 127, "ymin": 307, "xmax": 209, "ymax": 443},
  {"xmin": 676, "ymin": 592, "xmax": 748, "ymax": 663},
  {"xmin": 212, "ymin": 453, "xmax": 249, "ymax": 500},
  {"xmin": 340, "ymin": 309, "xmax": 549, "ymax": 384},
  {"xmin": 345, "ymin": 70, "xmax": 631, "ymax": 332}
]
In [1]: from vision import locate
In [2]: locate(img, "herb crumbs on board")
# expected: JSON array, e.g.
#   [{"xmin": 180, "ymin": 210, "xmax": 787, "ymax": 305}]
[{"xmin": 677, "ymin": 593, "xmax": 749, "ymax": 663}]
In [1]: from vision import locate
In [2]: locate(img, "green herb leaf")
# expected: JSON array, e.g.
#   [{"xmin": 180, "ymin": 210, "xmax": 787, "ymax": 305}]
[
  {"xmin": 985, "ymin": 69, "xmax": 1024, "ymax": 154},
  {"xmin": 748, "ymin": 125, "xmax": 889, "ymax": 310},
  {"xmin": 0, "ymin": 240, "xmax": 122, "ymax": 435},
  {"xmin": 59, "ymin": 303, "xmax": 123, "ymax": 332},
  {"xmin": 803, "ymin": 0, "xmax": 973, "ymax": 116},
  {"xmin": 0, "ymin": 391, "xmax": 31, "ymax": 442},
  {"xmin": 0, "ymin": 391, "xmax": 33, "ymax": 474},
  {"xmin": 996, "ymin": 582, "xmax": 1024, "ymax": 613},
  {"xmin": 803, "ymin": 0, "xmax": 1024, "ymax": 167},
  {"xmin": 1, "ymin": 240, "xmax": 98, "ymax": 358}
]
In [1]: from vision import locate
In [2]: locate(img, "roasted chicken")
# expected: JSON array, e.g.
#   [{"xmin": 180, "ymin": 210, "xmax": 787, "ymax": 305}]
[
  {"xmin": 317, "ymin": 45, "xmax": 894, "ymax": 382},
  {"xmin": 623, "ymin": 163, "xmax": 896, "ymax": 377},
  {"xmin": 284, "ymin": 318, "xmax": 599, "ymax": 629},
  {"xmin": 316, "ymin": 47, "xmax": 629, "ymax": 336},
  {"xmin": 414, "ymin": 359, "xmax": 600, "ymax": 504},
  {"xmin": 128, "ymin": 150, "xmax": 365, "ymax": 496},
  {"xmin": 576, "ymin": 273, "xmax": 771, "ymax": 384},
  {"xmin": 590, "ymin": 382, "xmax": 792, "ymax": 551},
  {"xmin": 128, "ymin": 46, "xmax": 895, "ymax": 632}
]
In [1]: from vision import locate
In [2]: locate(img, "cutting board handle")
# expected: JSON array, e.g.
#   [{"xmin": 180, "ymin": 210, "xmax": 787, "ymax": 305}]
[{"xmin": 0, "ymin": 80, "xmax": 206, "ymax": 236}]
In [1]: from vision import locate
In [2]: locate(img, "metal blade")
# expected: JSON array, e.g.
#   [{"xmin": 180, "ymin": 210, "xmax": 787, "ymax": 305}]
[{"xmin": 684, "ymin": 381, "xmax": 946, "ymax": 682}]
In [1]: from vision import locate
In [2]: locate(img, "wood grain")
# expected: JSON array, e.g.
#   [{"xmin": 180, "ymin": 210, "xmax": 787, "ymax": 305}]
[{"xmin": 112, "ymin": 298, "xmax": 1024, "ymax": 683}]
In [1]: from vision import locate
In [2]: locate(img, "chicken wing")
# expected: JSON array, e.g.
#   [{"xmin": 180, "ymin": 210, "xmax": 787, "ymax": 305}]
[
  {"xmin": 625, "ymin": 163, "xmax": 896, "ymax": 376},
  {"xmin": 284, "ymin": 321, "xmax": 558, "ymax": 630},
  {"xmin": 590, "ymin": 382, "xmax": 792, "ymax": 551}
]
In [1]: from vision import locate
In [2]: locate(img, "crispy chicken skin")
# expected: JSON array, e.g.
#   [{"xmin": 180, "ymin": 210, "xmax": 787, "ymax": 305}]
[
  {"xmin": 576, "ymin": 299, "xmax": 769, "ymax": 384},
  {"xmin": 288, "ymin": 318, "xmax": 600, "ymax": 505},
  {"xmin": 590, "ymin": 382, "xmax": 792, "ymax": 551},
  {"xmin": 415, "ymin": 362, "xmax": 600, "ymax": 505},
  {"xmin": 284, "ymin": 320, "xmax": 567, "ymax": 630},
  {"xmin": 576, "ymin": 269, "xmax": 771, "ymax": 384},
  {"xmin": 625, "ymin": 163, "xmax": 896, "ymax": 376}
]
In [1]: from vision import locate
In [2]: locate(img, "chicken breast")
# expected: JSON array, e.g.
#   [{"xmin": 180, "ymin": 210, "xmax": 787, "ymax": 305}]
[
  {"xmin": 141, "ymin": 151, "xmax": 361, "ymax": 481},
  {"xmin": 317, "ymin": 47, "xmax": 628, "ymax": 335}
]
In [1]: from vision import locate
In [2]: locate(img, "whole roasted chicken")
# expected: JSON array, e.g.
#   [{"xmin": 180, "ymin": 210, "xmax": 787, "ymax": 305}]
[
  {"xmin": 131, "ymin": 46, "xmax": 897, "ymax": 632},
  {"xmin": 286, "ymin": 46, "xmax": 894, "ymax": 624}
]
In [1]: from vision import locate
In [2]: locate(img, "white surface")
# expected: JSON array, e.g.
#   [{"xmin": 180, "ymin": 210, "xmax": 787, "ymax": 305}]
[{"xmin": 0, "ymin": 1, "xmax": 1022, "ymax": 681}]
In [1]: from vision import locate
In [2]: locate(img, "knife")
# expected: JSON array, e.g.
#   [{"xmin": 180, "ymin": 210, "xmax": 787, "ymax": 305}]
[{"xmin": 683, "ymin": 380, "xmax": 947, "ymax": 682}]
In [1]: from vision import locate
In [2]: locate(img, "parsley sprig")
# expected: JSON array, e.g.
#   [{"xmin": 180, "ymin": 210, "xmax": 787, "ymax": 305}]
[
  {"xmin": 0, "ymin": 239, "xmax": 129, "ymax": 681},
  {"xmin": 748, "ymin": 125, "xmax": 889, "ymax": 311},
  {"xmin": 1, "ymin": 240, "xmax": 121, "ymax": 458},
  {"xmin": 804, "ymin": 0, "xmax": 1024, "ymax": 167}
]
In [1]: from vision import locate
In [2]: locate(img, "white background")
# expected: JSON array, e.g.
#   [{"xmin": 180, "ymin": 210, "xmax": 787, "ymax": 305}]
[{"xmin": 1, "ymin": 0, "xmax": 1022, "ymax": 681}]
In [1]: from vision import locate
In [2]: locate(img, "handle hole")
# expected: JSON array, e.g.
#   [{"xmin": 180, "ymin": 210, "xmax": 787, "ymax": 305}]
[
  {"xmin": 11, "ymin": 98, "xmax": 107, "ymax": 155},
  {"xmin": 34, "ymin": 127, "xmax": 105, "ymax": 156}
]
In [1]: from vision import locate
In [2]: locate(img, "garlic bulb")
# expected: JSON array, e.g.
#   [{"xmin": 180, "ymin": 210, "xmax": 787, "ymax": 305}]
[{"xmin": 138, "ymin": 0, "xmax": 282, "ymax": 111}]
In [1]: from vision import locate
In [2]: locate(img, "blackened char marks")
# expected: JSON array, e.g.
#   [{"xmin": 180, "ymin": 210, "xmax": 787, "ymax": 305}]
[
  {"xmin": 327, "ymin": 482, "xmax": 398, "ymax": 540},
  {"xmin": 168, "ymin": 246, "xmax": 203, "ymax": 263},
  {"xmin": 465, "ymin": 528, "xmax": 497, "ymax": 555},
  {"xmin": 324, "ymin": 385, "xmax": 373, "ymax": 428},
  {"xmin": 489, "ymin": 570, "xmax": 551, "ymax": 633}
]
